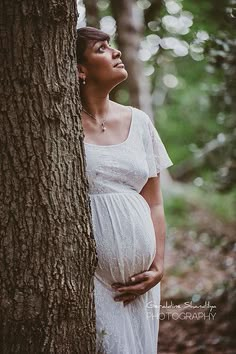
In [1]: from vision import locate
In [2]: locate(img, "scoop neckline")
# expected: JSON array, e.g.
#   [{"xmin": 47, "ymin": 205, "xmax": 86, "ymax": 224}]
[{"xmin": 84, "ymin": 106, "xmax": 134, "ymax": 148}]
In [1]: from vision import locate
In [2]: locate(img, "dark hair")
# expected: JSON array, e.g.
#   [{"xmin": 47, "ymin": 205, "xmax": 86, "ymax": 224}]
[{"xmin": 76, "ymin": 26, "xmax": 110, "ymax": 64}]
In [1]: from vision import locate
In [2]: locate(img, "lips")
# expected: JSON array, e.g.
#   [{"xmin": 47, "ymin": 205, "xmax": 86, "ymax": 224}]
[{"xmin": 114, "ymin": 62, "xmax": 124, "ymax": 67}]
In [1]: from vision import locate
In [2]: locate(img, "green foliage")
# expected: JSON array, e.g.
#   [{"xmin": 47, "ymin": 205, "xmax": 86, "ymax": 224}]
[
  {"xmin": 151, "ymin": 0, "xmax": 236, "ymax": 191},
  {"xmin": 189, "ymin": 186, "xmax": 236, "ymax": 223},
  {"xmin": 164, "ymin": 195, "xmax": 191, "ymax": 228},
  {"xmin": 165, "ymin": 186, "xmax": 236, "ymax": 229},
  {"xmin": 156, "ymin": 57, "xmax": 223, "ymax": 164}
]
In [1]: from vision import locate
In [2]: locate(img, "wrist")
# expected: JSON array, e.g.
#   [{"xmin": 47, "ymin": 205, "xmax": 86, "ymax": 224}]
[{"xmin": 149, "ymin": 262, "xmax": 164, "ymax": 274}]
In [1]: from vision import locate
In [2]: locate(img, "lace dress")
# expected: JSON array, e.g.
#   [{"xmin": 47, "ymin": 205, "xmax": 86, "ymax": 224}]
[{"xmin": 84, "ymin": 106, "xmax": 173, "ymax": 354}]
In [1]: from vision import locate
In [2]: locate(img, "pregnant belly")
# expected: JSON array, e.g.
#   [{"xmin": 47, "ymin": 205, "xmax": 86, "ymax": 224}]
[{"xmin": 90, "ymin": 192, "xmax": 156, "ymax": 287}]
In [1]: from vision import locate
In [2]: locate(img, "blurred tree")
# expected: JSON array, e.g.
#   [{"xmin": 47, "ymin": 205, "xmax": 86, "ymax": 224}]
[
  {"xmin": 83, "ymin": 0, "xmax": 100, "ymax": 28},
  {"xmin": 110, "ymin": 0, "xmax": 153, "ymax": 120},
  {"xmin": 0, "ymin": 0, "xmax": 97, "ymax": 352}
]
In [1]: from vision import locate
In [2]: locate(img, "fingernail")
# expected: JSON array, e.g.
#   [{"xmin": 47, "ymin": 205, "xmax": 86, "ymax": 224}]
[{"xmin": 131, "ymin": 277, "xmax": 135, "ymax": 282}]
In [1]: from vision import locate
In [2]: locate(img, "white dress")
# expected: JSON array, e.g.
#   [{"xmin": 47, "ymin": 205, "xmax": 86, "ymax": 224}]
[{"xmin": 84, "ymin": 106, "xmax": 173, "ymax": 354}]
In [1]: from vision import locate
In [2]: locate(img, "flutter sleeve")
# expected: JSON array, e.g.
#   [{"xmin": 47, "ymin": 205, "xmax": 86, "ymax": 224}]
[{"xmin": 144, "ymin": 114, "xmax": 173, "ymax": 177}]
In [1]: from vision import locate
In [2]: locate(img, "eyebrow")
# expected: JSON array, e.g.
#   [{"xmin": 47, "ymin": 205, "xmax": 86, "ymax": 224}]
[{"xmin": 92, "ymin": 40, "xmax": 108, "ymax": 48}]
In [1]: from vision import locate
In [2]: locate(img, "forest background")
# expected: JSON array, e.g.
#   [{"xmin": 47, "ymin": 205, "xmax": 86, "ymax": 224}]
[
  {"xmin": 0, "ymin": 0, "xmax": 235, "ymax": 352},
  {"xmin": 77, "ymin": 0, "xmax": 236, "ymax": 352}
]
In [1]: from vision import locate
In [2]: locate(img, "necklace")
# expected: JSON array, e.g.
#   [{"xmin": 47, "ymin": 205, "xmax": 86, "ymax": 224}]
[{"xmin": 82, "ymin": 107, "xmax": 108, "ymax": 132}]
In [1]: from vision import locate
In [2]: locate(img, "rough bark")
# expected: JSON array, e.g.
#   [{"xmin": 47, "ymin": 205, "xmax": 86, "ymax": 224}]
[
  {"xmin": 83, "ymin": 0, "xmax": 100, "ymax": 28},
  {"xmin": 0, "ymin": 0, "xmax": 97, "ymax": 353},
  {"xmin": 110, "ymin": 0, "xmax": 153, "ymax": 121}
]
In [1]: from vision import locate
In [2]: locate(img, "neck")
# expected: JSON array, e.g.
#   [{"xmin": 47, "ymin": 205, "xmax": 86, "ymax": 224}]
[{"xmin": 81, "ymin": 84, "xmax": 111, "ymax": 116}]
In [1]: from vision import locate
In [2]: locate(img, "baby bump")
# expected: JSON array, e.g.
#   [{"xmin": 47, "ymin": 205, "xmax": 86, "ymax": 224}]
[{"xmin": 90, "ymin": 193, "xmax": 156, "ymax": 286}]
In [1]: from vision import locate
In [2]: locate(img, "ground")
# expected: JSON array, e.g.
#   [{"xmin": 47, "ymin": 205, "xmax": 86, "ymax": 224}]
[{"xmin": 159, "ymin": 202, "xmax": 236, "ymax": 353}]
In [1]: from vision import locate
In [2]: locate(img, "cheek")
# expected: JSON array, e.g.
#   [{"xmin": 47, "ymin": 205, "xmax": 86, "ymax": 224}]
[
  {"xmin": 88, "ymin": 59, "xmax": 112, "ymax": 79},
  {"xmin": 89, "ymin": 67, "xmax": 109, "ymax": 81},
  {"xmin": 97, "ymin": 57, "xmax": 112, "ymax": 71}
]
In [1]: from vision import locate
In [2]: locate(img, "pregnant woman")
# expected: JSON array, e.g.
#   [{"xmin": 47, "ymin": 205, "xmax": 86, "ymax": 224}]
[{"xmin": 76, "ymin": 27, "xmax": 173, "ymax": 354}]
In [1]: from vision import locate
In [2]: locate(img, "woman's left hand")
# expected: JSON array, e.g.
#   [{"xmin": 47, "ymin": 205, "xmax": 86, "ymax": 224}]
[{"xmin": 112, "ymin": 265, "xmax": 164, "ymax": 306}]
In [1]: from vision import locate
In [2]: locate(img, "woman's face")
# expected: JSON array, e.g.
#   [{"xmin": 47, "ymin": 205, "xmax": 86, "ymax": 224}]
[{"xmin": 78, "ymin": 40, "xmax": 128, "ymax": 89}]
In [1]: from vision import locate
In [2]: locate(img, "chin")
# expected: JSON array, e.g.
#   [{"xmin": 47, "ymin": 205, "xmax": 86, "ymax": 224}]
[{"xmin": 118, "ymin": 70, "xmax": 128, "ymax": 82}]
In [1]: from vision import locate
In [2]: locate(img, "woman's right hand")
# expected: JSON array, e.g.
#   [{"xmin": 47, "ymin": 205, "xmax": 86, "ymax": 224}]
[{"xmin": 112, "ymin": 267, "xmax": 163, "ymax": 306}]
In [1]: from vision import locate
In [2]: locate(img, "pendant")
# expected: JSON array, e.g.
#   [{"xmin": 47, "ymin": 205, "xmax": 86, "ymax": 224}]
[{"xmin": 102, "ymin": 122, "xmax": 106, "ymax": 132}]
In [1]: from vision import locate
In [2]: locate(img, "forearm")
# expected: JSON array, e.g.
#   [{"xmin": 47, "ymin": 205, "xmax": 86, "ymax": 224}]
[{"xmin": 149, "ymin": 204, "xmax": 166, "ymax": 274}]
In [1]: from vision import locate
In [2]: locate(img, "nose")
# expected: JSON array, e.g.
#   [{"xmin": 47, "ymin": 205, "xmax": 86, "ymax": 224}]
[{"xmin": 112, "ymin": 47, "xmax": 121, "ymax": 58}]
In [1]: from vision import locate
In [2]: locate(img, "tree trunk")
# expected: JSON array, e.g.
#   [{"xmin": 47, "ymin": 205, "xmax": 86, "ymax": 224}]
[
  {"xmin": 0, "ymin": 1, "xmax": 97, "ymax": 353},
  {"xmin": 110, "ymin": 0, "xmax": 153, "ymax": 121},
  {"xmin": 83, "ymin": 0, "xmax": 100, "ymax": 28}
]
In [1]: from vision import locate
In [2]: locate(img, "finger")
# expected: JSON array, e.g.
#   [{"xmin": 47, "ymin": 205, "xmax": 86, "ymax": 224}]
[
  {"xmin": 112, "ymin": 272, "xmax": 149, "ymax": 288},
  {"xmin": 116, "ymin": 274, "xmax": 150, "ymax": 293},
  {"xmin": 116, "ymin": 281, "xmax": 149, "ymax": 294},
  {"xmin": 114, "ymin": 295, "xmax": 133, "ymax": 302},
  {"xmin": 124, "ymin": 299, "xmax": 135, "ymax": 307},
  {"xmin": 112, "ymin": 273, "xmax": 150, "ymax": 292},
  {"xmin": 114, "ymin": 293, "xmax": 137, "ymax": 302},
  {"xmin": 112, "ymin": 280, "xmax": 139, "ymax": 290},
  {"xmin": 124, "ymin": 294, "xmax": 138, "ymax": 306},
  {"xmin": 111, "ymin": 282, "xmax": 125, "ymax": 289},
  {"xmin": 129, "ymin": 271, "xmax": 150, "ymax": 284},
  {"xmin": 112, "ymin": 278, "xmax": 139, "ymax": 288}
]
